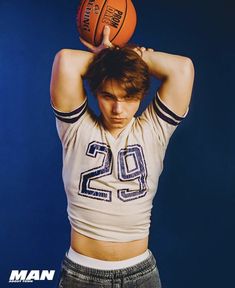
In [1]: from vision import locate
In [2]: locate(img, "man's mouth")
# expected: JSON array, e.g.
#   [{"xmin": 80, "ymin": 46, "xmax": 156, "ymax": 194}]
[{"xmin": 111, "ymin": 118, "xmax": 126, "ymax": 122}]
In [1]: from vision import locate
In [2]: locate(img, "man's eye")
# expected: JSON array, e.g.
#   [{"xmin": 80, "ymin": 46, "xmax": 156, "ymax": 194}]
[
  {"xmin": 124, "ymin": 96, "xmax": 138, "ymax": 102},
  {"xmin": 102, "ymin": 94, "xmax": 112, "ymax": 99}
]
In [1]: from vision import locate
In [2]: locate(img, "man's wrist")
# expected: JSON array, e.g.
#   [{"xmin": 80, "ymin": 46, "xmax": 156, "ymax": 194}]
[{"xmin": 141, "ymin": 49, "xmax": 153, "ymax": 69}]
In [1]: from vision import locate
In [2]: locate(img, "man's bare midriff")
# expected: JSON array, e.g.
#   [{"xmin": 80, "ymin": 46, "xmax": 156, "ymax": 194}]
[{"xmin": 71, "ymin": 228, "xmax": 149, "ymax": 261}]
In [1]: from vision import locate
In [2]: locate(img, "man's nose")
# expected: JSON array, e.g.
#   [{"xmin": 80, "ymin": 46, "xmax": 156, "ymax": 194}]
[{"xmin": 112, "ymin": 101, "xmax": 123, "ymax": 114}]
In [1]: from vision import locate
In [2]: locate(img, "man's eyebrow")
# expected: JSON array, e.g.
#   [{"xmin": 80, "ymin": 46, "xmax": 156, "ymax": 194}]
[
  {"xmin": 99, "ymin": 91, "xmax": 132, "ymax": 100},
  {"xmin": 99, "ymin": 91, "xmax": 114, "ymax": 96}
]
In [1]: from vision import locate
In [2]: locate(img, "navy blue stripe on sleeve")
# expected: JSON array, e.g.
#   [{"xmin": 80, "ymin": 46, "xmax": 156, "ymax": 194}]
[
  {"xmin": 153, "ymin": 100, "xmax": 179, "ymax": 126},
  {"xmin": 52, "ymin": 100, "xmax": 87, "ymax": 123},
  {"xmin": 155, "ymin": 93, "xmax": 184, "ymax": 121},
  {"xmin": 55, "ymin": 107, "xmax": 87, "ymax": 123}
]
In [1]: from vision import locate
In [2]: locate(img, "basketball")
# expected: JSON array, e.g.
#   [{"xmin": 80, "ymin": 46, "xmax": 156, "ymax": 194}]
[{"xmin": 77, "ymin": 0, "xmax": 137, "ymax": 47}]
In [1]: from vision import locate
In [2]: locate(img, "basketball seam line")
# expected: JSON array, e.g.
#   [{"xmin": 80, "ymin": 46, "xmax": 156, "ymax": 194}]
[
  {"xmin": 94, "ymin": 0, "xmax": 109, "ymax": 46},
  {"xmin": 110, "ymin": 0, "xmax": 128, "ymax": 44}
]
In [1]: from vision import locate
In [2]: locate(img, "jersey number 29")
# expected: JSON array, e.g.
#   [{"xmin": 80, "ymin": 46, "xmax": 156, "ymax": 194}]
[{"xmin": 79, "ymin": 141, "xmax": 148, "ymax": 202}]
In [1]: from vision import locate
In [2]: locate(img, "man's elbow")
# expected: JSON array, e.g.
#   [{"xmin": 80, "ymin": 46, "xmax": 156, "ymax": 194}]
[
  {"xmin": 180, "ymin": 57, "xmax": 195, "ymax": 80},
  {"xmin": 168, "ymin": 57, "xmax": 195, "ymax": 81},
  {"xmin": 53, "ymin": 49, "xmax": 73, "ymax": 70}
]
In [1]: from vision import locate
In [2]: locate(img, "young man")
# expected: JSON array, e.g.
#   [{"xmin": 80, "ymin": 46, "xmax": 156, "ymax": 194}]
[{"xmin": 50, "ymin": 26, "xmax": 194, "ymax": 287}]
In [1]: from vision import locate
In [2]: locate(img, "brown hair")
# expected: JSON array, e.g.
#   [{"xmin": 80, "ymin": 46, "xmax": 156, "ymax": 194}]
[{"xmin": 84, "ymin": 46, "xmax": 150, "ymax": 99}]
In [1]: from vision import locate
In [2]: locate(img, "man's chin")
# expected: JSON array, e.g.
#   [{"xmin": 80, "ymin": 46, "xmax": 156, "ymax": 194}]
[
  {"xmin": 111, "ymin": 122, "xmax": 126, "ymax": 128},
  {"xmin": 104, "ymin": 118, "xmax": 129, "ymax": 131}
]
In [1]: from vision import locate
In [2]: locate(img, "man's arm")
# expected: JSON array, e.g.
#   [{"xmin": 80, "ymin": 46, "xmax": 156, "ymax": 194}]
[
  {"xmin": 50, "ymin": 49, "xmax": 93, "ymax": 112},
  {"xmin": 142, "ymin": 50, "xmax": 195, "ymax": 116},
  {"xmin": 50, "ymin": 26, "xmax": 113, "ymax": 113}
]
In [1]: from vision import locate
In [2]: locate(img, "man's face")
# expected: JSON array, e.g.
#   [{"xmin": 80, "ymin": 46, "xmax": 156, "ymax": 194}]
[{"xmin": 96, "ymin": 79, "xmax": 141, "ymax": 136}]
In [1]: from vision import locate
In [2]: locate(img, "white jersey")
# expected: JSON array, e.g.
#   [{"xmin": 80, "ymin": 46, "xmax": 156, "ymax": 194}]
[{"xmin": 52, "ymin": 92, "xmax": 187, "ymax": 242}]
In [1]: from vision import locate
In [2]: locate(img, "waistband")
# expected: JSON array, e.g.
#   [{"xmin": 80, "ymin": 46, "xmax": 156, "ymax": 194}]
[
  {"xmin": 62, "ymin": 249, "xmax": 156, "ymax": 278},
  {"xmin": 66, "ymin": 247, "xmax": 150, "ymax": 270}
]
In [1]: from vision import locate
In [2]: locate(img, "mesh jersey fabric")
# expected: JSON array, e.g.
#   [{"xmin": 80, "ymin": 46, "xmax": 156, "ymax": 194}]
[{"xmin": 52, "ymin": 91, "xmax": 187, "ymax": 242}]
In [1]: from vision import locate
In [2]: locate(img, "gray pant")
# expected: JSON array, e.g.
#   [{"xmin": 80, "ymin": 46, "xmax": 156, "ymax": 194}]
[{"xmin": 57, "ymin": 250, "xmax": 162, "ymax": 288}]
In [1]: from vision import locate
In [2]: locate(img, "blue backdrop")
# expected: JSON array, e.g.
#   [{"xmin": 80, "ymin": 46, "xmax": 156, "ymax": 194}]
[{"xmin": 1, "ymin": 0, "xmax": 234, "ymax": 287}]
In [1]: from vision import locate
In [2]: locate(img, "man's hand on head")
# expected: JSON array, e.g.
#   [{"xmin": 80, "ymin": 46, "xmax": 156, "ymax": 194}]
[{"xmin": 133, "ymin": 46, "xmax": 154, "ymax": 58}]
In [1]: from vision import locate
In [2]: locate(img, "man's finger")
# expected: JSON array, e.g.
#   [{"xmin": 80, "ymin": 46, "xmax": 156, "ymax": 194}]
[
  {"xmin": 79, "ymin": 37, "xmax": 95, "ymax": 51},
  {"xmin": 102, "ymin": 25, "xmax": 111, "ymax": 44}
]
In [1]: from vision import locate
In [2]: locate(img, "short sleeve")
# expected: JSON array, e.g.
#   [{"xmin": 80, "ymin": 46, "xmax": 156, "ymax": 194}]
[
  {"xmin": 51, "ymin": 99, "xmax": 88, "ymax": 147},
  {"xmin": 140, "ymin": 91, "xmax": 189, "ymax": 147}
]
